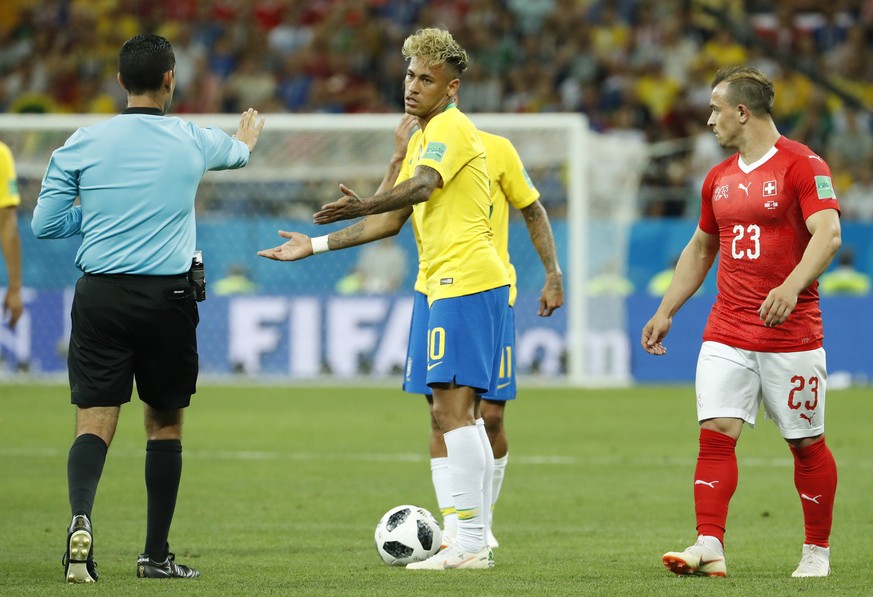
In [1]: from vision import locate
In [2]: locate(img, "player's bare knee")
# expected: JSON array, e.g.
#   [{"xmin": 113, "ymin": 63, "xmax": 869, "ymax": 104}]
[
  {"xmin": 786, "ymin": 434, "xmax": 823, "ymax": 449},
  {"xmin": 481, "ymin": 400, "xmax": 505, "ymax": 434},
  {"xmin": 700, "ymin": 417, "xmax": 742, "ymax": 439}
]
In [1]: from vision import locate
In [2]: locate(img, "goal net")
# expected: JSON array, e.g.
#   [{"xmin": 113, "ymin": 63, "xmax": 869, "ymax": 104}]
[{"xmin": 0, "ymin": 113, "xmax": 647, "ymax": 386}]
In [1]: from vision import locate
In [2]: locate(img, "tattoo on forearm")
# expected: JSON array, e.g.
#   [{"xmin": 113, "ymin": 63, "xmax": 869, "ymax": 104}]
[
  {"xmin": 522, "ymin": 203, "xmax": 561, "ymax": 274},
  {"xmin": 366, "ymin": 169, "xmax": 438, "ymax": 215},
  {"xmin": 330, "ymin": 221, "xmax": 365, "ymax": 249}
]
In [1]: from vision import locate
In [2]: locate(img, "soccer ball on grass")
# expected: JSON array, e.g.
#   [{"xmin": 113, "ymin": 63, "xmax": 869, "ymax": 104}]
[{"xmin": 374, "ymin": 505, "xmax": 442, "ymax": 565}]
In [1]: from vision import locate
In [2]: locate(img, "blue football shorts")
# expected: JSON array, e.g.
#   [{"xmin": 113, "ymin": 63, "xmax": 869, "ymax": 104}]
[{"xmin": 424, "ymin": 286, "xmax": 509, "ymax": 395}]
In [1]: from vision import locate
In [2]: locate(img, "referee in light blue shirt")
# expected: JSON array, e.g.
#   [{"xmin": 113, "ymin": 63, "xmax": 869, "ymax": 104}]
[{"xmin": 32, "ymin": 33, "xmax": 264, "ymax": 584}]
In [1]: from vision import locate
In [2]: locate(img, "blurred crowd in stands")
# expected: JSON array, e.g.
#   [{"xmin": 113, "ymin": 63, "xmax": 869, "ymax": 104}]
[{"xmin": 2, "ymin": 0, "xmax": 873, "ymax": 218}]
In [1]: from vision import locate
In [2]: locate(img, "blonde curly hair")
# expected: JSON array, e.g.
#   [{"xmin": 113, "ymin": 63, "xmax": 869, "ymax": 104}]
[{"xmin": 401, "ymin": 28, "xmax": 468, "ymax": 77}]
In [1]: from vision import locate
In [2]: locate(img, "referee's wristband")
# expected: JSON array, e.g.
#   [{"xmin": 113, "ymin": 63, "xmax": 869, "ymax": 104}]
[{"xmin": 311, "ymin": 235, "xmax": 330, "ymax": 254}]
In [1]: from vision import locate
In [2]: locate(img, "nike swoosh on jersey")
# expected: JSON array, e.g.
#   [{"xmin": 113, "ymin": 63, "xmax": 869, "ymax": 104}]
[
  {"xmin": 427, "ymin": 361, "xmax": 443, "ymax": 371},
  {"xmin": 496, "ymin": 381, "xmax": 512, "ymax": 390}
]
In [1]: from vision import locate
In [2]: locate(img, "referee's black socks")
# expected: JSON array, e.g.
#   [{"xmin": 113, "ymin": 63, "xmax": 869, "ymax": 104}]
[
  {"xmin": 68, "ymin": 433, "xmax": 108, "ymax": 520},
  {"xmin": 144, "ymin": 439, "xmax": 183, "ymax": 561}
]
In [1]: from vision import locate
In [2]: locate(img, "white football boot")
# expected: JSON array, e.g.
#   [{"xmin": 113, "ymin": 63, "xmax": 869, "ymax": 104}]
[
  {"xmin": 662, "ymin": 536, "xmax": 727, "ymax": 577},
  {"xmin": 792, "ymin": 544, "xmax": 830, "ymax": 577},
  {"xmin": 406, "ymin": 545, "xmax": 494, "ymax": 570}
]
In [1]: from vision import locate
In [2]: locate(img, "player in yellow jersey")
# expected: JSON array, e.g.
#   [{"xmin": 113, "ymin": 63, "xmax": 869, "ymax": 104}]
[
  {"xmin": 0, "ymin": 140, "xmax": 23, "ymax": 330},
  {"xmin": 402, "ymin": 126, "xmax": 564, "ymax": 549},
  {"xmin": 259, "ymin": 28, "xmax": 506, "ymax": 570}
]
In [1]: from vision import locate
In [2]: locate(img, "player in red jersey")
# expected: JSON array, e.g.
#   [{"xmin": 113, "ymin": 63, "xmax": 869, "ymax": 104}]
[{"xmin": 642, "ymin": 66, "xmax": 841, "ymax": 578}]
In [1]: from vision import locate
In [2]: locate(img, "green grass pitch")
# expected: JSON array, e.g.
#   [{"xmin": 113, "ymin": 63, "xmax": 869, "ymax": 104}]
[{"xmin": 2, "ymin": 382, "xmax": 871, "ymax": 596}]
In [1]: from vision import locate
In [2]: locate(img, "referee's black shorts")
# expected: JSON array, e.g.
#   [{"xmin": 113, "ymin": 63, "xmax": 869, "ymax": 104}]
[{"xmin": 68, "ymin": 273, "xmax": 199, "ymax": 410}]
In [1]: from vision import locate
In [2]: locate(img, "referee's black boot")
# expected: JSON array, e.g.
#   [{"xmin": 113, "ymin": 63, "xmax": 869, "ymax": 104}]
[
  {"xmin": 136, "ymin": 550, "xmax": 200, "ymax": 579},
  {"xmin": 63, "ymin": 514, "xmax": 98, "ymax": 583}
]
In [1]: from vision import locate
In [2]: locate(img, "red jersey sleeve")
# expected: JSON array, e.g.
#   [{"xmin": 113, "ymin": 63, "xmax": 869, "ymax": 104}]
[
  {"xmin": 698, "ymin": 166, "xmax": 720, "ymax": 235},
  {"xmin": 787, "ymin": 155, "xmax": 841, "ymax": 219}
]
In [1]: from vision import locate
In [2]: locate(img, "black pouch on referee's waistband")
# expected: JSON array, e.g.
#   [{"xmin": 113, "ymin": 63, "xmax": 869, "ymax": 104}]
[{"xmin": 188, "ymin": 250, "xmax": 206, "ymax": 302}]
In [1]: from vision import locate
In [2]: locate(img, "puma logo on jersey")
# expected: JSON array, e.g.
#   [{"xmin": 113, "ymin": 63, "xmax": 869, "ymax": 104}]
[
  {"xmin": 801, "ymin": 493, "xmax": 822, "ymax": 504},
  {"xmin": 694, "ymin": 480, "xmax": 719, "ymax": 488},
  {"xmin": 800, "ymin": 412, "xmax": 814, "ymax": 425},
  {"xmin": 737, "ymin": 182, "xmax": 751, "ymax": 196}
]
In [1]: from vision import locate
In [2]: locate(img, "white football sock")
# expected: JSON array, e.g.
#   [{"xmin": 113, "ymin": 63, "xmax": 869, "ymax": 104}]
[
  {"xmin": 444, "ymin": 425, "xmax": 486, "ymax": 553},
  {"xmin": 476, "ymin": 418, "xmax": 494, "ymax": 534},
  {"xmin": 492, "ymin": 453, "xmax": 508, "ymax": 521},
  {"xmin": 430, "ymin": 457, "xmax": 456, "ymax": 539}
]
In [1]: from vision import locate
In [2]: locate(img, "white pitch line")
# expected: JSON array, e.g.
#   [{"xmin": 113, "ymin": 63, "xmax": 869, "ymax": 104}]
[{"xmin": 2, "ymin": 447, "xmax": 871, "ymax": 469}]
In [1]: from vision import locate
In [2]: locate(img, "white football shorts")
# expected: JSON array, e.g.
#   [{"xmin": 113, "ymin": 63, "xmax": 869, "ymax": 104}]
[{"xmin": 695, "ymin": 341, "xmax": 827, "ymax": 439}]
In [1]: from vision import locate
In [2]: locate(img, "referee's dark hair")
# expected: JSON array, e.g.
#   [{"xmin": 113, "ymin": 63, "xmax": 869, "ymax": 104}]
[{"xmin": 119, "ymin": 34, "xmax": 176, "ymax": 94}]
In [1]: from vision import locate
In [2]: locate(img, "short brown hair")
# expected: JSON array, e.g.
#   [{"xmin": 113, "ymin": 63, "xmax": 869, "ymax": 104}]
[
  {"xmin": 401, "ymin": 28, "xmax": 468, "ymax": 78},
  {"xmin": 712, "ymin": 66, "xmax": 774, "ymax": 116}
]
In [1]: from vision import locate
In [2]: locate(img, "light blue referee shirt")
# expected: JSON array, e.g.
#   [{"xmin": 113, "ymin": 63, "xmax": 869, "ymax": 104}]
[{"xmin": 32, "ymin": 108, "xmax": 250, "ymax": 275}]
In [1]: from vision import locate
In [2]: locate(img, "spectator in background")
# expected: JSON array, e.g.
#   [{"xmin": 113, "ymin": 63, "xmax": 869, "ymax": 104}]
[
  {"xmin": 224, "ymin": 54, "xmax": 277, "ymax": 113},
  {"xmin": 175, "ymin": 54, "xmax": 222, "ymax": 114},
  {"xmin": 658, "ymin": 20, "xmax": 700, "ymax": 89},
  {"xmin": 0, "ymin": 139, "xmax": 22, "ymax": 330},
  {"xmin": 635, "ymin": 58, "xmax": 681, "ymax": 123},
  {"xmin": 788, "ymin": 89, "xmax": 833, "ymax": 157},
  {"xmin": 335, "ymin": 237, "xmax": 408, "ymax": 295},
  {"xmin": 839, "ymin": 163, "xmax": 873, "ymax": 221},
  {"xmin": 819, "ymin": 249, "xmax": 871, "ymax": 296},
  {"xmin": 267, "ymin": 8, "xmax": 314, "ymax": 56},
  {"xmin": 507, "ymin": 0, "xmax": 556, "ymax": 35},
  {"xmin": 770, "ymin": 66, "xmax": 814, "ymax": 132},
  {"xmin": 589, "ymin": 261, "xmax": 634, "ymax": 296},
  {"xmin": 695, "ymin": 29, "xmax": 747, "ymax": 82},
  {"xmin": 646, "ymin": 256, "xmax": 679, "ymax": 297},
  {"xmin": 825, "ymin": 106, "xmax": 873, "ymax": 191},
  {"xmin": 157, "ymin": 22, "xmax": 206, "ymax": 99},
  {"xmin": 213, "ymin": 264, "xmax": 257, "ymax": 296}
]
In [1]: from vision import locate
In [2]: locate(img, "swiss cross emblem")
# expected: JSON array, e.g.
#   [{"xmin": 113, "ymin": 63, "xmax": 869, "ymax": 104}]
[{"xmin": 763, "ymin": 180, "xmax": 777, "ymax": 196}]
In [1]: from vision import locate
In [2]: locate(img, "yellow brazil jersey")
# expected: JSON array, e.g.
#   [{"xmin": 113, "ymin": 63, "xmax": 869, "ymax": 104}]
[
  {"xmin": 410, "ymin": 131, "xmax": 539, "ymax": 307},
  {"xmin": 398, "ymin": 105, "xmax": 508, "ymax": 304},
  {"xmin": 479, "ymin": 131, "xmax": 539, "ymax": 306},
  {"xmin": 0, "ymin": 141, "xmax": 21, "ymax": 209},
  {"xmin": 411, "ymin": 215, "xmax": 427, "ymax": 295}
]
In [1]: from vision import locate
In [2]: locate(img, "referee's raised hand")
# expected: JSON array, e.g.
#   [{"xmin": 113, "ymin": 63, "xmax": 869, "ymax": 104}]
[{"xmin": 234, "ymin": 108, "xmax": 266, "ymax": 152}]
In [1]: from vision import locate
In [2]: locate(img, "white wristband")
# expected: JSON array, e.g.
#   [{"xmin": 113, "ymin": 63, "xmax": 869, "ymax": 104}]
[{"xmin": 311, "ymin": 235, "xmax": 330, "ymax": 254}]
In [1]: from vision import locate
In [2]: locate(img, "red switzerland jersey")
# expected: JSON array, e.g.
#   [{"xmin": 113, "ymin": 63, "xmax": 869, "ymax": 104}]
[{"xmin": 698, "ymin": 136, "xmax": 840, "ymax": 352}]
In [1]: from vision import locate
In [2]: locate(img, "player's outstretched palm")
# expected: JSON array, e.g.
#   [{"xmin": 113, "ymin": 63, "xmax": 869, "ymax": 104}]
[
  {"xmin": 257, "ymin": 231, "xmax": 313, "ymax": 261},
  {"xmin": 313, "ymin": 184, "xmax": 367, "ymax": 225}
]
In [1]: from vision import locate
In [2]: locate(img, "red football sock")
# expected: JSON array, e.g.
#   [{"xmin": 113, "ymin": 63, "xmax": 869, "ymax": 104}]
[
  {"xmin": 694, "ymin": 428, "xmax": 738, "ymax": 545},
  {"xmin": 791, "ymin": 437, "xmax": 837, "ymax": 547}
]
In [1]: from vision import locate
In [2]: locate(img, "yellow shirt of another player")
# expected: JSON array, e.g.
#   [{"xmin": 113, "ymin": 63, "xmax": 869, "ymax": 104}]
[
  {"xmin": 399, "ymin": 105, "xmax": 508, "ymax": 303},
  {"xmin": 479, "ymin": 131, "xmax": 539, "ymax": 306},
  {"xmin": 0, "ymin": 141, "xmax": 21, "ymax": 209}
]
